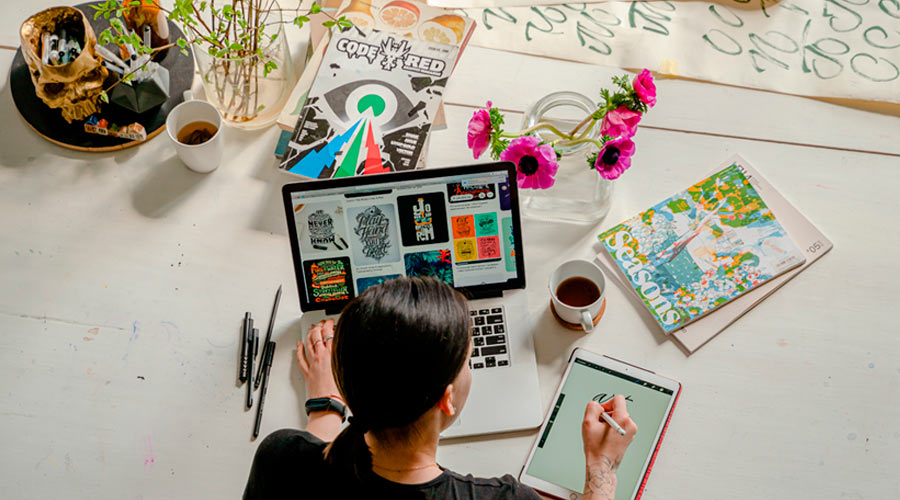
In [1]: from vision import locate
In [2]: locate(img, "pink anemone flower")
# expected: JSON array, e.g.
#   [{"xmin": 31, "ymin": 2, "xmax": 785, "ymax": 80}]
[
  {"xmin": 467, "ymin": 101, "xmax": 493, "ymax": 159},
  {"xmin": 633, "ymin": 69, "xmax": 657, "ymax": 107},
  {"xmin": 500, "ymin": 135, "xmax": 559, "ymax": 189},
  {"xmin": 599, "ymin": 106, "xmax": 641, "ymax": 139},
  {"xmin": 594, "ymin": 137, "xmax": 635, "ymax": 180}
]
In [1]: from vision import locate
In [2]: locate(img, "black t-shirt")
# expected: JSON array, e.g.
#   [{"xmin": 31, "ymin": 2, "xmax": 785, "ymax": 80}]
[{"xmin": 243, "ymin": 429, "xmax": 543, "ymax": 500}]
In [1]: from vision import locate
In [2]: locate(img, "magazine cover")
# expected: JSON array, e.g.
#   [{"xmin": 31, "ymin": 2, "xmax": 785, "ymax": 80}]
[
  {"xmin": 598, "ymin": 162, "xmax": 806, "ymax": 334},
  {"xmin": 279, "ymin": 27, "xmax": 458, "ymax": 178},
  {"xmin": 276, "ymin": 0, "xmax": 476, "ymax": 132}
]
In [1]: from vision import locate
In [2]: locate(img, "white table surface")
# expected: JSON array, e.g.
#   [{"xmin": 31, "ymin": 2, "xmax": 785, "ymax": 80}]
[{"xmin": 2, "ymin": 1, "xmax": 899, "ymax": 499}]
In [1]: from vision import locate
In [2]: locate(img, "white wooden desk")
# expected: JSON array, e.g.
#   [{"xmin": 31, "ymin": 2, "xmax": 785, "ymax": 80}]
[{"xmin": 1, "ymin": 1, "xmax": 899, "ymax": 498}]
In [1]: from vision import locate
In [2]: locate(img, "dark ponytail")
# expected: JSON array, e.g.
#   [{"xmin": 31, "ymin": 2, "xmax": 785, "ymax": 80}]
[{"xmin": 324, "ymin": 277, "xmax": 470, "ymax": 480}]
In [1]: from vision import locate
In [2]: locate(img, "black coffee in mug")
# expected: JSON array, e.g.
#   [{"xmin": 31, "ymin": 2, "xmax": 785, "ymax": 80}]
[
  {"xmin": 555, "ymin": 277, "xmax": 601, "ymax": 308},
  {"xmin": 177, "ymin": 120, "xmax": 218, "ymax": 145}
]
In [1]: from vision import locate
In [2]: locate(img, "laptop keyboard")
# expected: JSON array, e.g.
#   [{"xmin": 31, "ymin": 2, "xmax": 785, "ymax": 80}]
[{"xmin": 468, "ymin": 306, "xmax": 510, "ymax": 370}]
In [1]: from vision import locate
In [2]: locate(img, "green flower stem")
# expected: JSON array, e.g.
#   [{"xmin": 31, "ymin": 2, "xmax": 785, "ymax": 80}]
[
  {"xmin": 568, "ymin": 105, "xmax": 608, "ymax": 136},
  {"xmin": 573, "ymin": 118, "xmax": 598, "ymax": 141},
  {"xmin": 500, "ymin": 121, "xmax": 570, "ymax": 139},
  {"xmin": 567, "ymin": 115, "xmax": 594, "ymax": 137},
  {"xmin": 502, "ymin": 119, "xmax": 605, "ymax": 150},
  {"xmin": 550, "ymin": 137, "xmax": 606, "ymax": 150}
]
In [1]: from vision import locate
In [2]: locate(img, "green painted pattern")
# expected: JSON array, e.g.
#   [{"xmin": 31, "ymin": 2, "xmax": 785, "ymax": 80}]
[{"xmin": 334, "ymin": 120, "xmax": 366, "ymax": 178}]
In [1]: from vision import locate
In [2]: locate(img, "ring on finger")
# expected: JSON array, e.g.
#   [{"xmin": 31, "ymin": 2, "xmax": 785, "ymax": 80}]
[{"xmin": 323, "ymin": 335, "xmax": 334, "ymax": 342}]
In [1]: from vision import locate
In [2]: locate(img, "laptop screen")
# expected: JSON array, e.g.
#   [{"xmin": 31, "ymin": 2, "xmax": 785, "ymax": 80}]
[{"xmin": 282, "ymin": 162, "xmax": 526, "ymax": 312}]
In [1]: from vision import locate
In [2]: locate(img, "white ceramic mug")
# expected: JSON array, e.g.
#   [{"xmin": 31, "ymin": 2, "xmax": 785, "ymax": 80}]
[
  {"xmin": 548, "ymin": 259, "xmax": 607, "ymax": 333},
  {"xmin": 166, "ymin": 90, "xmax": 223, "ymax": 173}
]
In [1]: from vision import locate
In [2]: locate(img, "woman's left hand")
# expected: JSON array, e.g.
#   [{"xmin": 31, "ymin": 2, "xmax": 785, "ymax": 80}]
[{"xmin": 296, "ymin": 319, "xmax": 341, "ymax": 400}]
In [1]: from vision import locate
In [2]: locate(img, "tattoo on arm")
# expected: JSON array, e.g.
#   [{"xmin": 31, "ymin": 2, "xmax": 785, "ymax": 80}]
[{"xmin": 583, "ymin": 455, "xmax": 618, "ymax": 500}]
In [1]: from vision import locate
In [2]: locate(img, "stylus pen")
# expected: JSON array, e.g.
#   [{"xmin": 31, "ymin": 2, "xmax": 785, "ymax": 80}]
[
  {"xmin": 255, "ymin": 285, "xmax": 282, "ymax": 390},
  {"xmin": 253, "ymin": 341, "xmax": 276, "ymax": 438},
  {"xmin": 247, "ymin": 327, "xmax": 258, "ymax": 409},
  {"xmin": 600, "ymin": 411, "xmax": 627, "ymax": 436}
]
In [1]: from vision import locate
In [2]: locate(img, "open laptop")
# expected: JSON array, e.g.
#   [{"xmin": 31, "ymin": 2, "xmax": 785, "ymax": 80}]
[{"xmin": 281, "ymin": 162, "xmax": 543, "ymax": 438}]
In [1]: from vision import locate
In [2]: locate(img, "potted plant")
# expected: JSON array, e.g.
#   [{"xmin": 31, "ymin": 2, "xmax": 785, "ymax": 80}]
[{"xmin": 92, "ymin": 0, "xmax": 352, "ymax": 128}]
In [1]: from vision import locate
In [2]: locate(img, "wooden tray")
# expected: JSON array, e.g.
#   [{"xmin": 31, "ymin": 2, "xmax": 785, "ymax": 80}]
[{"xmin": 8, "ymin": 1, "xmax": 194, "ymax": 152}]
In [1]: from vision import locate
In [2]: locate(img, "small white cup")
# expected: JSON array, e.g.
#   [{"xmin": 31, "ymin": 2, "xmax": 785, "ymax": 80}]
[
  {"xmin": 549, "ymin": 259, "xmax": 607, "ymax": 333},
  {"xmin": 166, "ymin": 90, "xmax": 224, "ymax": 173}
]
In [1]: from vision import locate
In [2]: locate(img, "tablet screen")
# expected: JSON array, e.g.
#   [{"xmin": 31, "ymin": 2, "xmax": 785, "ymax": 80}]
[{"xmin": 525, "ymin": 358, "xmax": 675, "ymax": 499}]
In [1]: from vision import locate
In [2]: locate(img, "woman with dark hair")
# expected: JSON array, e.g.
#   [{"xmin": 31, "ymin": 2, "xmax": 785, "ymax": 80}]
[{"xmin": 244, "ymin": 277, "xmax": 636, "ymax": 499}]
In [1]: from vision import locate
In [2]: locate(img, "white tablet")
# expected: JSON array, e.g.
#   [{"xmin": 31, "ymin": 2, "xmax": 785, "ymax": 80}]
[{"xmin": 520, "ymin": 348, "xmax": 681, "ymax": 500}]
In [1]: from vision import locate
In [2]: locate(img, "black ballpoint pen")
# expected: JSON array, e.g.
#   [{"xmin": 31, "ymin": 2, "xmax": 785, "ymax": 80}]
[
  {"xmin": 253, "ymin": 341, "xmax": 276, "ymax": 438},
  {"xmin": 245, "ymin": 315, "xmax": 254, "ymax": 384},
  {"xmin": 239, "ymin": 312, "xmax": 250, "ymax": 383},
  {"xmin": 255, "ymin": 285, "xmax": 282, "ymax": 390},
  {"xmin": 247, "ymin": 327, "xmax": 258, "ymax": 409}
]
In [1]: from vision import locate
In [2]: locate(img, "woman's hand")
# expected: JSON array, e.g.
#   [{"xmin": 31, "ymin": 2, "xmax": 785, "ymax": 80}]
[
  {"xmin": 581, "ymin": 395, "xmax": 638, "ymax": 500},
  {"xmin": 296, "ymin": 319, "xmax": 343, "ymax": 442},
  {"xmin": 296, "ymin": 319, "xmax": 340, "ymax": 400}
]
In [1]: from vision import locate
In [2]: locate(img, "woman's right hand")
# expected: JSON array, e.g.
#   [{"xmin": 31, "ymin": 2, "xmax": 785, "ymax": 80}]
[
  {"xmin": 581, "ymin": 395, "xmax": 637, "ymax": 500},
  {"xmin": 582, "ymin": 395, "xmax": 637, "ymax": 466}
]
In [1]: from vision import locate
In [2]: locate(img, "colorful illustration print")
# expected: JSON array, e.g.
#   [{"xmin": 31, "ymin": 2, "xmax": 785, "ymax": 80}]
[
  {"xmin": 451, "ymin": 215, "xmax": 475, "ymax": 239},
  {"xmin": 474, "ymin": 213, "xmax": 498, "ymax": 237},
  {"xmin": 447, "ymin": 182, "xmax": 496, "ymax": 203},
  {"xmin": 397, "ymin": 192, "xmax": 449, "ymax": 246},
  {"xmin": 404, "ymin": 249, "xmax": 453, "ymax": 286},
  {"xmin": 356, "ymin": 274, "xmax": 402, "ymax": 293},
  {"xmin": 477, "ymin": 236, "xmax": 501, "ymax": 260},
  {"xmin": 502, "ymin": 217, "xmax": 516, "ymax": 272},
  {"xmin": 599, "ymin": 163, "xmax": 805, "ymax": 333},
  {"xmin": 303, "ymin": 257, "xmax": 354, "ymax": 304},
  {"xmin": 349, "ymin": 204, "xmax": 400, "ymax": 266},
  {"xmin": 454, "ymin": 238, "xmax": 477, "ymax": 262}
]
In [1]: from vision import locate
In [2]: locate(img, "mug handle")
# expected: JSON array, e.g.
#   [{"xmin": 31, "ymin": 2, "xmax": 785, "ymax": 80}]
[
  {"xmin": 183, "ymin": 90, "xmax": 194, "ymax": 102},
  {"xmin": 580, "ymin": 311, "xmax": 594, "ymax": 333}
]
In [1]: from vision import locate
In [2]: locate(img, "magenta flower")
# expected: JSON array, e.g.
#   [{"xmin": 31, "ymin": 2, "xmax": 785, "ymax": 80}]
[
  {"xmin": 467, "ymin": 101, "xmax": 493, "ymax": 159},
  {"xmin": 599, "ymin": 106, "xmax": 642, "ymax": 139},
  {"xmin": 594, "ymin": 137, "xmax": 635, "ymax": 180},
  {"xmin": 500, "ymin": 135, "xmax": 559, "ymax": 189},
  {"xmin": 633, "ymin": 69, "xmax": 657, "ymax": 107}
]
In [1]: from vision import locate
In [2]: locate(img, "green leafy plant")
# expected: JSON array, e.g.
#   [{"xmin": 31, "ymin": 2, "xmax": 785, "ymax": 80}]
[{"xmin": 91, "ymin": 0, "xmax": 352, "ymax": 120}]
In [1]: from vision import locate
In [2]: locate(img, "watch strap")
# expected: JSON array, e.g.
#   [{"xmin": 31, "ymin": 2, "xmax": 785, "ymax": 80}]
[{"xmin": 305, "ymin": 397, "xmax": 347, "ymax": 421}]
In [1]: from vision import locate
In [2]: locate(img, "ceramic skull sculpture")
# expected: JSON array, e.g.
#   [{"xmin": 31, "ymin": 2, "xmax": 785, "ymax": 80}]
[{"xmin": 20, "ymin": 6, "xmax": 108, "ymax": 123}]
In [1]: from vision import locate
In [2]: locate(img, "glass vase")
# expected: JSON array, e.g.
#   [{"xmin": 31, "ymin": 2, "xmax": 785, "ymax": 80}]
[
  {"xmin": 193, "ymin": 5, "xmax": 293, "ymax": 130},
  {"xmin": 519, "ymin": 91, "xmax": 613, "ymax": 224}
]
